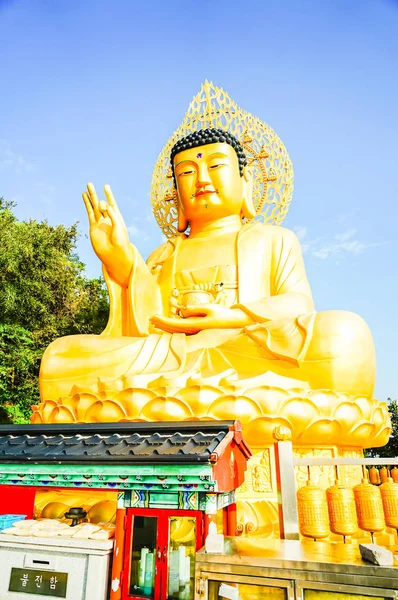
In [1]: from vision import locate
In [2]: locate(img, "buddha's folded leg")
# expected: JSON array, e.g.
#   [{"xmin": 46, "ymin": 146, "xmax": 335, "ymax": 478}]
[
  {"xmin": 216, "ymin": 310, "xmax": 375, "ymax": 397},
  {"xmin": 299, "ymin": 310, "xmax": 376, "ymax": 397},
  {"xmin": 39, "ymin": 332, "xmax": 187, "ymax": 400}
]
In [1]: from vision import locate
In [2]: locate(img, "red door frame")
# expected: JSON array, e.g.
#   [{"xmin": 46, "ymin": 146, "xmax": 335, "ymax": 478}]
[
  {"xmin": 122, "ymin": 508, "xmax": 163, "ymax": 600},
  {"xmin": 121, "ymin": 507, "xmax": 203, "ymax": 600}
]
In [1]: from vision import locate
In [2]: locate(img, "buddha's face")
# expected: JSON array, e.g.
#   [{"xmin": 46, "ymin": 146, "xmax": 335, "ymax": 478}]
[{"xmin": 174, "ymin": 142, "xmax": 249, "ymax": 224}]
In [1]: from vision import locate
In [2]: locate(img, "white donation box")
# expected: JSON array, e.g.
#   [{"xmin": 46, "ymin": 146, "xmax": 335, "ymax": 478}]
[{"xmin": 0, "ymin": 534, "xmax": 113, "ymax": 600}]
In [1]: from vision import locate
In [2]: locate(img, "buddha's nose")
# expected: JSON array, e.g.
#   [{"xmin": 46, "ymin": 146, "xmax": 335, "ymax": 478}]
[{"xmin": 195, "ymin": 164, "xmax": 211, "ymax": 188}]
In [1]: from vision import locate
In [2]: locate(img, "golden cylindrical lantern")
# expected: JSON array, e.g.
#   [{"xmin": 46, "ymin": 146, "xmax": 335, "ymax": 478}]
[
  {"xmin": 369, "ymin": 467, "xmax": 380, "ymax": 485},
  {"xmin": 379, "ymin": 466, "xmax": 388, "ymax": 484},
  {"xmin": 297, "ymin": 480, "xmax": 330, "ymax": 540},
  {"xmin": 326, "ymin": 480, "xmax": 357, "ymax": 539},
  {"xmin": 353, "ymin": 478, "xmax": 385, "ymax": 536},
  {"xmin": 380, "ymin": 477, "xmax": 398, "ymax": 530},
  {"xmin": 391, "ymin": 467, "xmax": 398, "ymax": 484}
]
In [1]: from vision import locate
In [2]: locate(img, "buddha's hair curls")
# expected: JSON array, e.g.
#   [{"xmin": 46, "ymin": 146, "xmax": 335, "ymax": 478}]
[{"xmin": 170, "ymin": 128, "xmax": 247, "ymax": 187}]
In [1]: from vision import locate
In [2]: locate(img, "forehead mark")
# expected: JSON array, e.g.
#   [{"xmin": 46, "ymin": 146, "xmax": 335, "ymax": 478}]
[{"xmin": 175, "ymin": 150, "xmax": 230, "ymax": 168}]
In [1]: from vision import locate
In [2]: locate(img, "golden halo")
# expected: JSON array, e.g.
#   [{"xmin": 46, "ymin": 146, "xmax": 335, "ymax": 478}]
[{"xmin": 150, "ymin": 80, "xmax": 294, "ymax": 238}]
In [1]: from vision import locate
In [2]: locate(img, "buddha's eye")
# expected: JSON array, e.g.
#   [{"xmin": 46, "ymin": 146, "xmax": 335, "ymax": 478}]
[
  {"xmin": 177, "ymin": 169, "xmax": 195, "ymax": 177},
  {"xmin": 209, "ymin": 163, "xmax": 226, "ymax": 170}
]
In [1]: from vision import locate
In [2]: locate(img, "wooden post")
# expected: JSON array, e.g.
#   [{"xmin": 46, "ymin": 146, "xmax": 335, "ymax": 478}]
[{"xmin": 274, "ymin": 440, "xmax": 299, "ymax": 540}]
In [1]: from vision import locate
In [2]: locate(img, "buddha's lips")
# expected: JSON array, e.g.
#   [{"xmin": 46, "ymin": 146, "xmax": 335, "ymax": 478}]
[{"xmin": 195, "ymin": 189, "xmax": 216, "ymax": 197}]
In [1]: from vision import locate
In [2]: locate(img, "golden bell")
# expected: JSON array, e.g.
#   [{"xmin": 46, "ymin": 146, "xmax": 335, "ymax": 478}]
[
  {"xmin": 297, "ymin": 480, "xmax": 330, "ymax": 540},
  {"xmin": 391, "ymin": 467, "xmax": 398, "ymax": 484},
  {"xmin": 380, "ymin": 477, "xmax": 398, "ymax": 530},
  {"xmin": 326, "ymin": 480, "xmax": 358, "ymax": 539},
  {"xmin": 353, "ymin": 478, "xmax": 385, "ymax": 534},
  {"xmin": 380, "ymin": 466, "xmax": 388, "ymax": 484},
  {"xmin": 369, "ymin": 466, "xmax": 380, "ymax": 485}
]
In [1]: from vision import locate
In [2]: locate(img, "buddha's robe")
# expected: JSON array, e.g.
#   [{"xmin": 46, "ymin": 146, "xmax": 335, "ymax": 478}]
[{"xmin": 40, "ymin": 223, "xmax": 376, "ymax": 400}]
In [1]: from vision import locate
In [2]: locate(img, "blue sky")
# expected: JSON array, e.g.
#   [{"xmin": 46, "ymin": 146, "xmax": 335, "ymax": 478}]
[{"xmin": 1, "ymin": 0, "xmax": 397, "ymax": 401}]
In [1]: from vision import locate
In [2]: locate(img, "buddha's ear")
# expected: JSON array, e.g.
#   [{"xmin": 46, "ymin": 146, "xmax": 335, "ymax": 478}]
[
  {"xmin": 241, "ymin": 166, "xmax": 255, "ymax": 219},
  {"xmin": 176, "ymin": 191, "xmax": 188, "ymax": 232}
]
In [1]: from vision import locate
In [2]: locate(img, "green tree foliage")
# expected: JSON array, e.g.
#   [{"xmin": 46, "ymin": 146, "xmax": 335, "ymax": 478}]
[
  {"xmin": 0, "ymin": 325, "xmax": 41, "ymax": 423},
  {"xmin": 0, "ymin": 197, "xmax": 109, "ymax": 423},
  {"xmin": 366, "ymin": 398, "xmax": 398, "ymax": 458}
]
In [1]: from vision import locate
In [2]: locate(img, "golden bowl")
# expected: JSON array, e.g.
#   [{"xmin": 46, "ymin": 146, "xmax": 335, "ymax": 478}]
[{"xmin": 181, "ymin": 290, "xmax": 214, "ymax": 306}]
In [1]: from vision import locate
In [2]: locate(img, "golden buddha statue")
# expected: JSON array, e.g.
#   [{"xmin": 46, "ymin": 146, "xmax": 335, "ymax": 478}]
[
  {"xmin": 35, "ymin": 83, "xmax": 390, "ymax": 535},
  {"xmin": 41, "ymin": 136, "xmax": 376, "ymax": 399}
]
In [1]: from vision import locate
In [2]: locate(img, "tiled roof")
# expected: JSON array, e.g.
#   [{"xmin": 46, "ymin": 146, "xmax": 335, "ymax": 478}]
[{"xmin": 0, "ymin": 421, "xmax": 237, "ymax": 465}]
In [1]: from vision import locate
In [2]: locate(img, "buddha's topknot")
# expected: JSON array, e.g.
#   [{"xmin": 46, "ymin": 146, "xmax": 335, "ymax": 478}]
[{"xmin": 170, "ymin": 128, "xmax": 247, "ymax": 187}]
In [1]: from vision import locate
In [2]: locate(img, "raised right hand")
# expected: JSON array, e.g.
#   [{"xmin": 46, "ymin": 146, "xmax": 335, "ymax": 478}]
[{"xmin": 82, "ymin": 183, "xmax": 134, "ymax": 287}]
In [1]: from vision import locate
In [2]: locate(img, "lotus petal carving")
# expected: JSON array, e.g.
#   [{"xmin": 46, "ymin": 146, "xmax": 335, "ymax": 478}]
[
  {"xmin": 33, "ymin": 384, "xmax": 391, "ymax": 449},
  {"xmin": 73, "ymin": 393, "xmax": 101, "ymax": 421},
  {"xmin": 115, "ymin": 388, "xmax": 157, "ymax": 418},
  {"xmin": 51, "ymin": 405, "xmax": 75, "ymax": 423},
  {"xmin": 333, "ymin": 401, "xmax": 364, "ymax": 425},
  {"xmin": 282, "ymin": 397, "xmax": 320, "ymax": 433},
  {"xmin": 139, "ymin": 397, "xmax": 193, "ymax": 421},
  {"xmin": 348, "ymin": 421, "xmax": 375, "ymax": 443},
  {"xmin": 208, "ymin": 395, "xmax": 262, "ymax": 426},
  {"xmin": 296, "ymin": 419, "xmax": 343, "ymax": 444},
  {"xmin": 175, "ymin": 385, "xmax": 223, "ymax": 416},
  {"xmin": 85, "ymin": 400, "xmax": 127, "ymax": 422}
]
